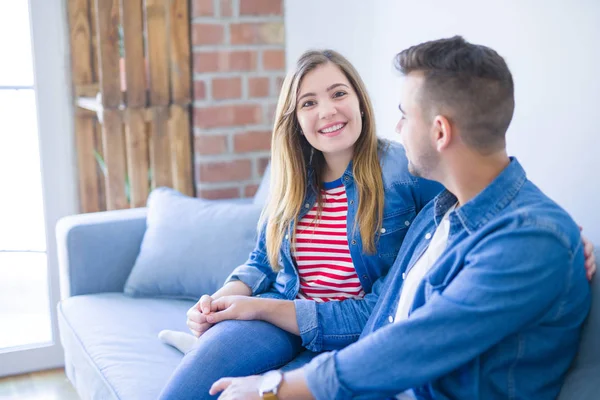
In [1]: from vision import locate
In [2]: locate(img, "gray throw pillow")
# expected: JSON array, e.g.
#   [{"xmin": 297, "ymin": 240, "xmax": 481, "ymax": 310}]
[{"xmin": 124, "ymin": 187, "xmax": 262, "ymax": 300}]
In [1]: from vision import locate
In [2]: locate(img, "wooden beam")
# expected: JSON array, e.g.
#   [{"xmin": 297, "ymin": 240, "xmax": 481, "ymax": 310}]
[
  {"xmin": 101, "ymin": 109, "xmax": 128, "ymax": 210},
  {"xmin": 169, "ymin": 0, "xmax": 192, "ymax": 106},
  {"xmin": 122, "ymin": 0, "xmax": 146, "ymax": 108},
  {"xmin": 122, "ymin": 0, "xmax": 150, "ymax": 207},
  {"xmin": 124, "ymin": 109, "xmax": 149, "ymax": 207},
  {"xmin": 94, "ymin": 0, "xmax": 122, "ymax": 109},
  {"xmin": 148, "ymin": 106, "xmax": 172, "ymax": 189},
  {"xmin": 146, "ymin": 0, "xmax": 170, "ymax": 106},
  {"xmin": 169, "ymin": 104, "xmax": 194, "ymax": 196},
  {"xmin": 67, "ymin": 0, "xmax": 100, "ymax": 213}
]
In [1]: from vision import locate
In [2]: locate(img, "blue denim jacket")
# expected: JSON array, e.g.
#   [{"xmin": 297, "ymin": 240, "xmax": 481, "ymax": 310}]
[
  {"xmin": 303, "ymin": 158, "xmax": 591, "ymax": 400},
  {"xmin": 226, "ymin": 140, "xmax": 443, "ymax": 349}
]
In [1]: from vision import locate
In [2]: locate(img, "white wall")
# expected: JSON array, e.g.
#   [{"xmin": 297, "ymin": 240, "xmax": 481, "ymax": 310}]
[
  {"xmin": 284, "ymin": 1, "xmax": 380, "ymax": 112},
  {"xmin": 285, "ymin": 0, "xmax": 600, "ymax": 244}
]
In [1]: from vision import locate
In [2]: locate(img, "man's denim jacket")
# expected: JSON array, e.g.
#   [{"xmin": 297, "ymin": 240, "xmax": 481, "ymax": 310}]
[
  {"xmin": 303, "ymin": 158, "xmax": 591, "ymax": 400},
  {"xmin": 226, "ymin": 140, "xmax": 443, "ymax": 348}
]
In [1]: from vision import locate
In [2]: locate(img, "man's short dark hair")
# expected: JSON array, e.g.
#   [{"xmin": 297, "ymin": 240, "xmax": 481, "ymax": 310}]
[{"xmin": 395, "ymin": 36, "xmax": 514, "ymax": 153}]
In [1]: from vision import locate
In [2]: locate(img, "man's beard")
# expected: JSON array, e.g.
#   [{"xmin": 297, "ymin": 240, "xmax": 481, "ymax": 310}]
[{"xmin": 407, "ymin": 147, "xmax": 438, "ymax": 179}]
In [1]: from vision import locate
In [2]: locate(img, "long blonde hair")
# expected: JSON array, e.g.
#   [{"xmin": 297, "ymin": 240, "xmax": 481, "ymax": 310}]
[{"xmin": 262, "ymin": 50, "xmax": 384, "ymax": 271}]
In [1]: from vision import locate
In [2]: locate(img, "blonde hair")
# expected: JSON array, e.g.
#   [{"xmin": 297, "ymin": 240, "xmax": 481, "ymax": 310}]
[{"xmin": 262, "ymin": 50, "xmax": 384, "ymax": 271}]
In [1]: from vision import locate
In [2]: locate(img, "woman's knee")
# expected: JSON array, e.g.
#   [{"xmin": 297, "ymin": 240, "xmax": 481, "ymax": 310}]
[{"xmin": 190, "ymin": 320, "xmax": 302, "ymax": 371}]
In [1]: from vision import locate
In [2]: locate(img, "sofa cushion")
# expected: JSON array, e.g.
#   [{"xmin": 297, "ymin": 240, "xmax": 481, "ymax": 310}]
[
  {"xmin": 58, "ymin": 293, "xmax": 194, "ymax": 400},
  {"xmin": 558, "ymin": 247, "xmax": 600, "ymax": 400},
  {"xmin": 124, "ymin": 187, "xmax": 262, "ymax": 300}
]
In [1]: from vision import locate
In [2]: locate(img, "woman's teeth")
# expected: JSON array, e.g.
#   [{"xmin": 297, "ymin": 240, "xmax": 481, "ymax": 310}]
[{"xmin": 319, "ymin": 123, "xmax": 345, "ymax": 134}]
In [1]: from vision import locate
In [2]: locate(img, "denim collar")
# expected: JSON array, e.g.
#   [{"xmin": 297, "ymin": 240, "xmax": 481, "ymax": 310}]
[
  {"xmin": 433, "ymin": 157, "xmax": 527, "ymax": 234},
  {"xmin": 307, "ymin": 160, "xmax": 354, "ymax": 188}
]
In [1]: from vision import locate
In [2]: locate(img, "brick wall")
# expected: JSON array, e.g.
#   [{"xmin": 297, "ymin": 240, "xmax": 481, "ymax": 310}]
[{"xmin": 191, "ymin": 0, "xmax": 285, "ymax": 199}]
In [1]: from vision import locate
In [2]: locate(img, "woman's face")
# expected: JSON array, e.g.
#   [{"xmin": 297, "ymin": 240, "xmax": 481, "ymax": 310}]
[{"xmin": 295, "ymin": 62, "xmax": 363, "ymax": 159}]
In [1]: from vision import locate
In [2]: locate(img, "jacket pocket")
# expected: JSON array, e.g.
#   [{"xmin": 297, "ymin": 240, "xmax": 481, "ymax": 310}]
[
  {"xmin": 378, "ymin": 207, "xmax": 417, "ymax": 260},
  {"xmin": 424, "ymin": 279, "xmax": 448, "ymax": 300}
]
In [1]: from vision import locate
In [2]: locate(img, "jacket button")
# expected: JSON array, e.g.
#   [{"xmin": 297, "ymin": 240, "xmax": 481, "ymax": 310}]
[
  {"xmin": 351, "ymin": 240, "xmax": 357, "ymax": 245},
  {"xmin": 380, "ymin": 228, "xmax": 386, "ymax": 234},
  {"xmin": 285, "ymin": 234, "xmax": 289, "ymax": 240},
  {"xmin": 349, "ymin": 199, "xmax": 354, "ymax": 205},
  {"xmin": 388, "ymin": 315, "xmax": 394, "ymax": 323},
  {"xmin": 405, "ymin": 220, "xmax": 410, "ymax": 226},
  {"xmin": 362, "ymin": 275, "xmax": 368, "ymax": 280},
  {"xmin": 304, "ymin": 203, "xmax": 310, "ymax": 208},
  {"xmin": 344, "ymin": 176, "xmax": 350, "ymax": 181},
  {"xmin": 425, "ymin": 233, "xmax": 432, "ymax": 240},
  {"xmin": 402, "ymin": 272, "xmax": 407, "ymax": 279}
]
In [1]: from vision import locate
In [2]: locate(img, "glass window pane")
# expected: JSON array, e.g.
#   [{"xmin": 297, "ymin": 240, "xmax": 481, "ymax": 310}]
[
  {"xmin": 0, "ymin": 2, "xmax": 34, "ymax": 87},
  {"xmin": 0, "ymin": 89, "xmax": 46, "ymax": 252},
  {"xmin": 0, "ymin": 252, "xmax": 52, "ymax": 350}
]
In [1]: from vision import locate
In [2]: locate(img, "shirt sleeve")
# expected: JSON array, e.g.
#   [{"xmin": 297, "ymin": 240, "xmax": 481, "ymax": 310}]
[
  {"xmin": 294, "ymin": 275, "xmax": 386, "ymax": 352},
  {"xmin": 225, "ymin": 223, "xmax": 278, "ymax": 295}
]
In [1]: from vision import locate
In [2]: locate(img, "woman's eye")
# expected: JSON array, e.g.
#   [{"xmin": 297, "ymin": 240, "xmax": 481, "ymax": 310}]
[
  {"xmin": 333, "ymin": 91, "xmax": 347, "ymax": 98},
  {"xmin": 301, "ymin": 100, "xmax": 316, "ymax": 108}
]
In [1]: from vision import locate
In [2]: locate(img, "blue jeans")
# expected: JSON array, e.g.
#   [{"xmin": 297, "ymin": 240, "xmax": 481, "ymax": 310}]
[{"xmin": 159, "ymin": 320, "xmax": 304, "ymax": 400}]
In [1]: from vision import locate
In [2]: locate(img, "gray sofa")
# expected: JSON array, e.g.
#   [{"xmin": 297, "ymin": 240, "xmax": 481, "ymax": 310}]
[{"xmin": 56, "ymin": 176, "xmax": 599, "ymax": 399}]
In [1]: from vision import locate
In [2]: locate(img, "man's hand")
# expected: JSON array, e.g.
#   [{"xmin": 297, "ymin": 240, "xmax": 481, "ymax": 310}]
[
  {"xmin": 205, "ymin": 296, "xmax": 263, "ymax": 324},
  {"xmin": 580, "ymin": 228, "xmax": 597, "ymax": 281},
  {"xmin": 209, "ymin": 375, "xmax": 262, "ymax": 399},
  {"xmin": 186, "ymin": 294, "xmax": 215, "ymax": 337}
]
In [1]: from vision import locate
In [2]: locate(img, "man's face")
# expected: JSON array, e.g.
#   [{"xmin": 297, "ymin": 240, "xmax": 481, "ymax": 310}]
[{"xmin": 395, "ymin": 73, "xmax": 439, "ymax": 179}]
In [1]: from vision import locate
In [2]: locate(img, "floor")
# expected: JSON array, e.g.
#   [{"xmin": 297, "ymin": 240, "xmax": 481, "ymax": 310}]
[{"xmin": 0, "ymin": 368, "xmax": 79, "ymax": 400}]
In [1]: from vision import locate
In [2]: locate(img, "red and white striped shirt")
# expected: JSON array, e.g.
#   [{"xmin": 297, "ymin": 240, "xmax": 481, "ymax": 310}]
[{"xmin": 293, "ymin": 179, "xmax": 365, "ymax": 303}]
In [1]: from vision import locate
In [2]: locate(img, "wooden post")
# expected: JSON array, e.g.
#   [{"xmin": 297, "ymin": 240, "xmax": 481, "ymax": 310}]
[
  {"xmin": 169, "ymin": 0, "xmax": 194, "ymax": 196},
  {"xmin": 95, "ymin": 0, "xmax": 127, "ymax": 210},
  {"xmin": 67, "ymin": 0, "xmax": 101, "ymax": 213},
  {"xmin": 146, "ymin": 0, "xmax": 172, "ymax": 189},
  {"xmin": 122, "ymin": 0, "xmax": 149, "ymax": 207}
]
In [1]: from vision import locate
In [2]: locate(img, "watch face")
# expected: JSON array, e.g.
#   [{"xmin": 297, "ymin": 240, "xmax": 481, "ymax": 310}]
[{"xmin": 259, "ymin": 370, "xmax": 283, "ymax": 394}]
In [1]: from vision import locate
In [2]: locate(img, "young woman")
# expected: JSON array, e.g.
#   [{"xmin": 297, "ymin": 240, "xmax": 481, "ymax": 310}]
[
  {"xmin": 158, "ymin": 49, "xmax": 441, "ymax": 399},
  {"xmin": 158, "ymin": 50, "xmax": 597, "ymax": 399}
]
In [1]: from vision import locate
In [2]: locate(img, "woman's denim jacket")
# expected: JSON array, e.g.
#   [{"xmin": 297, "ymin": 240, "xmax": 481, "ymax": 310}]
[{"xmin": 225, "ymin": 140, "xmax": 443, "ymax": 350}]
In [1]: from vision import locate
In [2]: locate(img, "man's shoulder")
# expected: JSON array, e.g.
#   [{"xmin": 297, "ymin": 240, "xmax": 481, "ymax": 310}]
[
  {"xmin": 482, "ymin": 180, "xmax": 581, "ymax": 254},
  {"xmin": 378, "ymin": 139, "xmax": 410, "ymax": 182},
  {"xmin": 377, "ymin": 139, "xmax": 422, "ymax": 189}
]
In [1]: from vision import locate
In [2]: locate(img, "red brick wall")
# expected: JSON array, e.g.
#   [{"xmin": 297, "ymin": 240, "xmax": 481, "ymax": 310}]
[{"xmin": 191, "ymin": 0, "xmax": 284, "ymax": 199}]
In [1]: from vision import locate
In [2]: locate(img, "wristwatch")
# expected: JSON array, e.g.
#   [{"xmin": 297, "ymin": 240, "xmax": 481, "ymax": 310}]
[{"xmin": 259, "ymin": 370, "xmax": 283, "ymax": 399}]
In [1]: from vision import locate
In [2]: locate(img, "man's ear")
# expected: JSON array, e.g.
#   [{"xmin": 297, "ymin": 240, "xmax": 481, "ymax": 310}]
[{"xmin": 432, "ymin": 115, "xmax": 452, "ymax": 152}]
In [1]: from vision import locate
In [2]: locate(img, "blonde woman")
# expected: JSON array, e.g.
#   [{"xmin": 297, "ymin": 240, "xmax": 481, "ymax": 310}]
[{"xmin": 158, "ymin": 49, "xmax": 441, "ymax": 399}]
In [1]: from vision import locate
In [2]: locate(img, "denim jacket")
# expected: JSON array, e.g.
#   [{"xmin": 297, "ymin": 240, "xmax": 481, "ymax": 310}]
[
  {"xmin": 303, "ymin": 158, "xmax": 591, "ymax": 400},
  {"xmin": 226, "ymin": 140, "xmax": 443, "ymax": 350}
]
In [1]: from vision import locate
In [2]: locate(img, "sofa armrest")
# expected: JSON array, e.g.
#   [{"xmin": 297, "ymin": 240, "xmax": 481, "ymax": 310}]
[{"xmin": 56, "ymin": 207, "xmax": 148, "ymax": 298}]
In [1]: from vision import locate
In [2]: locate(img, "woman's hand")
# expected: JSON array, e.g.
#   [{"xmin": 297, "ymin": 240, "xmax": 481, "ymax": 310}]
[
  {"xmin": 186, "ymin": 294, "xmax": 215, "ymax": 337},
  {"xmin": 581, "ymin": 231, "xmax": 596, "ymax": 281},
  {"xmin": 186, "ymin": 281, "xmax": 253, "ymax": 337},
  {"xmin": 205, "ymin": 296, "xmax": 263, "ymax": 324}
]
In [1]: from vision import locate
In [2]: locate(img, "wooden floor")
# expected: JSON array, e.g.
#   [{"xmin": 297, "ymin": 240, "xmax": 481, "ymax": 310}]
[{"xmin": 0, "ymin": 368, "xmax": 79, "ymax": 399}]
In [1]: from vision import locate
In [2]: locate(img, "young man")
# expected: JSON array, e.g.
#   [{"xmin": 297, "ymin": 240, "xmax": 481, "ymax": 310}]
[{"xmin": 211, "ymin": 36, "xmax": 592, "ymax": 399}]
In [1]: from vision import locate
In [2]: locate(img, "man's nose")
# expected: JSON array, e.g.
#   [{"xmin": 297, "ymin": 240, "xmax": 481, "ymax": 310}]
[{"xmin": 395, "ymin": 119, "xmax": 404, "ymax": 134}]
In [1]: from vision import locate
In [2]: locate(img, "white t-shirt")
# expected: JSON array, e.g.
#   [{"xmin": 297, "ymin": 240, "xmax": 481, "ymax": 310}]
[{"xmin": 395, "ymin": 205, "xmax": 454, "ymax": 400}]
